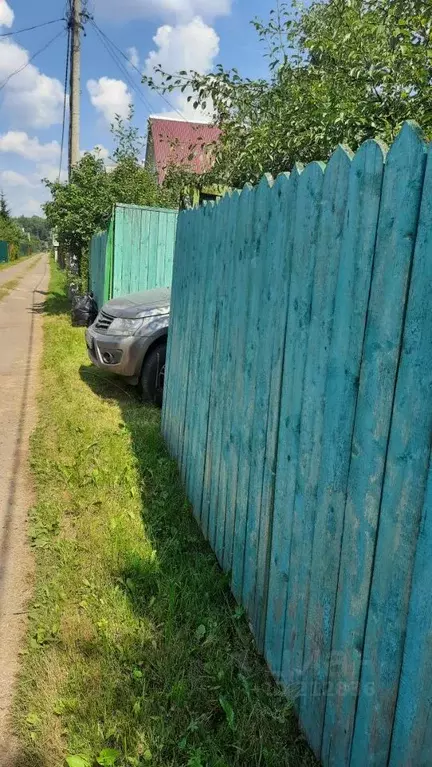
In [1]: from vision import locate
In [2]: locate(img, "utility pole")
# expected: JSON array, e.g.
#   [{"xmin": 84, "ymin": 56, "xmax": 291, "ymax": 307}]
[{"xmin": 68, "ymin": 0, "xmax": 81, "ymax": 178}]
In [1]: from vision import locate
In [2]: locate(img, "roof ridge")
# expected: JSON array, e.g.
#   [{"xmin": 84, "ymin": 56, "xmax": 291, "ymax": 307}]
[{"xmin": 149, "ymin": 115, "xmax": 215, "ymax": 126}]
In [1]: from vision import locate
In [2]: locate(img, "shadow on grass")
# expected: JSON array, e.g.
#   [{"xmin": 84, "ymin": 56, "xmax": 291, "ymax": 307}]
[
  {"xmin": 11, "ymin": 748, "xmax": 47, "ymax": 767},
  {"xmin": 79, "ymin": 365, "xmax": 317, "ymax": 767},
  {"xmin": 31, "ymin": 291, "xmax": 71, "ymax": 317}
]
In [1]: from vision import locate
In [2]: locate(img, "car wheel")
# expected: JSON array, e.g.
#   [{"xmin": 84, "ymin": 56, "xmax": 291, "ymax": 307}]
[{"xmin": 140, "ymin": 341, "xmax": 166, "ymax": 407}]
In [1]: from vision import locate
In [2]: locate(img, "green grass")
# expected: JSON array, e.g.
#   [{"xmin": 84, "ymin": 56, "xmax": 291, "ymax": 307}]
[{"xmin": 15, "ymin": 260, "xmax": 316, "ymax": 767}]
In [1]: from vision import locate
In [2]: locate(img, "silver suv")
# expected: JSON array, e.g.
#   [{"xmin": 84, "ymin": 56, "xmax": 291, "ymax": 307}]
[{"xmin": 86, "ymin": 287, "xmax": 170, "ymax": 405}]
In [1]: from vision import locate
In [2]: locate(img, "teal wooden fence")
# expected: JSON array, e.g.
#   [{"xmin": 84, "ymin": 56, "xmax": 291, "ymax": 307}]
[
  {"xmin": 0, "ymin": 240, "xmax": 8, "ymax": 264},
  {"xmin": 89, "ymin": 203, "xmax": 178, "ymax": 309},
  {"xmin": 89, "ymin": 228, "xmax": 109, "ymax": 309},
  {"xmin": 162, "ymin": 122, "xmax": 432, "ymax": 766}
]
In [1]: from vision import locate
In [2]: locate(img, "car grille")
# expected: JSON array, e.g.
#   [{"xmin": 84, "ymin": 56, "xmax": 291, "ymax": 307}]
[{"xmin": 95, "ymin": 310, "xmax": 114, "ymax": 332}]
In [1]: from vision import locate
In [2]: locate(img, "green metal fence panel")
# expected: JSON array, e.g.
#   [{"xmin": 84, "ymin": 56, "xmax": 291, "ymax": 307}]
[
  {"xmin": 104, "ymin": 216, "xmax": 114, "ymax": 304},
  {"xmin": 89, "ymin": 231, "xmax": 108, "ymax": 309},
  {"xmin": 89, "ymin": 205, "xmax": 178, "ymax": 309},
  {"xmin": 162, "ymin": 122, "xmax": 432, "ymax": 767},
  {"xmin": 0, "ymin": 241, "xmax": 8, "ymax": 264},
  {"xmin": 18, "ymin": 242, "xmax": 31, "ymax": 258},
  {"xmin": 112, "ymin": 204, "xmax": 178, "ymax": 297}
]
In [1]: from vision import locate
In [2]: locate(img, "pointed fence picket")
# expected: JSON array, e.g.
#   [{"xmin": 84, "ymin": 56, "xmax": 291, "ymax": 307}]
[{"xmin": 162, "ymin": 122, "xmax": 432, "ymax": 767}]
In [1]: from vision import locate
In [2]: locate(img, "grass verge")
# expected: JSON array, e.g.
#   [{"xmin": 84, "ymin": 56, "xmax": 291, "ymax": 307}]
[{"xmin": 15, "ymin": 260, "xmax": 316, "ymax": 767}]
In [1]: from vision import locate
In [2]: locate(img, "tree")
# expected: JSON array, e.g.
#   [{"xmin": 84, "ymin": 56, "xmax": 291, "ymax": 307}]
[
  {"xmin": 144, "ymin": 0, "xmax": 432, "ymax": 187},
  {"xmin": 0, "ymin": 192, "xmax": 39, "ymax": 260},
  {"xmin": 44, "ymin": 111, "xmax": 178, "ymax": 279},
  {"xmin": 0, "ymin": 191, "xmax": 11, "ymax": 220},
  {"xmin": 14, "ymin": 215, "xmax": 50, "ymax": 243}
]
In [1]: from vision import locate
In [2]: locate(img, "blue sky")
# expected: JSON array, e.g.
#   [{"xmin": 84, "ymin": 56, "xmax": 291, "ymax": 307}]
[{"xmin": 0, "ymin": 0, "xmax": 273, "ymax": 215}]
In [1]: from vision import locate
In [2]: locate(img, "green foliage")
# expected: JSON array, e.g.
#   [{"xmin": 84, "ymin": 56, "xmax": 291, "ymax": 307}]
[
  {"xmin": 0, "ymin": 195, "xmax": 24, "ymax": 260},
  {"xmin": 0, "ymin": 190, "xmax": 11, "ymax": 220},
  {"xmin": 14, "ymin": 215, "xmax": 51, "ymax": 243},
  {"xmin": 0, "ymin": 192, "xmax": 41, "ymax": 259},
  {"xmin": 219, "ymin": 696, "xmax": 235, "ymax": 731},
  {"xmin": 44, "ymin": 112, "xmax": 178, "ymax": 277},
  {"xmin": 145, "ymin": 0, "xmax": 432, "ymax": 186},
  {"xmin": 95, "ymin": 749, "xmax": 121, "ymax": 766},
  {"xmin": 66, "ymin": 756, "xmax": 91, "ymax": 767},
  {"xmin": 44, "ymin": 152, "xmax": 111, "ymax": 277}
]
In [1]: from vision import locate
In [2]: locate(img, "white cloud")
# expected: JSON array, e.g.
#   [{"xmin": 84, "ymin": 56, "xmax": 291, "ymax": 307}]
[
  {"xmin": 17, "ymin": 197, "xmax": 44, "ymax": 216},
  {"xmin": 0, "ymin": 127, "xmax": 60, "ymax": 215},
  {"xmin": 144, "ymin": 17, "xmax": 218, "ymax": 119},
  {"xmin": 35, "ymin": 164, "xmax": 67, "ymax": 184},
  {"xmin": 0, "ymin": 38, "xmax": 65, "ymax": 128},
  {"xmin": 80, "ymin": 144, "xmax": 116, "ymax": 170},
  {"xmin": 127, "ymin": 46, "xmax": 140, "ymax": 70},
  {"xmin": 145, "ymin": 17, "xmax": 219, "ymax": 76},
  {"xmin": 0, "ymin": 131, "xmax": 60, "ymax": 163},
  {"xmin": 0, "ymin": 0, "xmax": 14, "ymax": 27},
  {"xmin": 0, "ymin": 176, "xmax": 49, "ymax": 216},
  {"xmin": 87, "ymin": 77, "xmax": 132, "ymax": 125},
  {"xmin": 92, "ymin": 144, "xmax": 111, "ymax": 161},
  {"xmin": 93, "ymin": 0, "xmax": 230, "ymax": 23},
  {"xmin": 80, "ymin": 144, "xmax": 111, "ymax": 160},
  {"xmin": 0, "ymin": 169, "xmax": 36, "ymax": 188}
]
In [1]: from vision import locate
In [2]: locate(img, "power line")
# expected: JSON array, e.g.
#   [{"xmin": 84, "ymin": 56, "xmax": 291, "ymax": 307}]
[
  {"xmin": 89, "ymin": 19, "xmax": 154, "ymax": 114},
  {"xmin": 90, "ymin": 19, "xmax": 191, "ymax": 122},
  {"xmin": 59, "ymin": 25, "xmax": 71, "ymax": 182},
  {"xmin": 0, "ymin": 28, "xmax": 66, "ymax": 92},
  {"xmin": 0, "ymin": 18, "xmax": 65, "ymax": 38}
]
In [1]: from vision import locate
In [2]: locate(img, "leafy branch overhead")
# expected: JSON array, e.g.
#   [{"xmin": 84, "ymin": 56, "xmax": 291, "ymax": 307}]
[{"xmin": 143, "ymin": 0, "xmax": 432, "ymax": 187}]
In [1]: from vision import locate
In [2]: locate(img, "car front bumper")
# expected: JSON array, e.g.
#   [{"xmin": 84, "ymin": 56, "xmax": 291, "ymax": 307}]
[{"xmin": 85, "ymin": 324, "xmax": 148, "ymax": 381}]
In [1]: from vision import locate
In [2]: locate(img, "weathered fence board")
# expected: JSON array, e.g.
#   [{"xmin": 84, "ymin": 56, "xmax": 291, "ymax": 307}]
[
  {"xmin": 385, "ymin": 143, "xmax": 432, "ymax": 767},
  {"xmin": 89, "ymin": 231, "xmax": 108, "ymax": 308},
  {"xmin": 313, "ymin": 138, "xmax": 386, "ymax": 764},
  {"xmin": 389, "ymin": 454, "xmax": 432, "ymax": 765},
  {"xmin": 286, "ymin": 148, "xmax": 351, "ymax": 736},
  {"xmin": 263, "ymin": 164, "xmax": 301, "ymax": 671},
  {"xmin": 238, "ymin": 176, "xmax": 273, "ymax": 614},
  {"xmin": 301, "ymin": 139, "xmax": 386, "ymax": 758},
  {"xmin": 220, "ymin": 185, "xmax": 254, "ymax": 577},
  {"xmin": 266, "ymin": 160, "xmax": 325, "ymax": 678},
  {"xmin": 213, "ymin": 191, "xmax": 241, "ymax": 562},
  {"xmin": 162, "ymin": 122, "xmax": 432, "ymax": 767},
  {"xmin": 252, "ymin": 171, "xmax": 298, "ymax": 648}
]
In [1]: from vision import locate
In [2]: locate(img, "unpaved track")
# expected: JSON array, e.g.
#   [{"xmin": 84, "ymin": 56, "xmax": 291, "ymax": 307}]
[
  {"xmin": 0, "ymin": 254, "xmax": 49, "ymax": 763},
  {"xmin": 0, "ymin": 255, "xmax": 41, "ymax": 288}
]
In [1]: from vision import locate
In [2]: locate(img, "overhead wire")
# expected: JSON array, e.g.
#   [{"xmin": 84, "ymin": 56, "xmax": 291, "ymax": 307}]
[
  {"xmin": 89, "ymin": 19, "xmax": 154, "ymax": 114},
  {"xmin": 58, "ymin": 24, "xmax": 71, "ymax": 182},
  {"xmin": 0, "ymin": 28, "xmax": 66, "ymax": 92},
  {"xmin": 90, "ymin": 18, "xmax": 193, "ymax": 123},
  {"xmin": 0, "ymin": 18, "xmax": 65, "ymax": 38}
]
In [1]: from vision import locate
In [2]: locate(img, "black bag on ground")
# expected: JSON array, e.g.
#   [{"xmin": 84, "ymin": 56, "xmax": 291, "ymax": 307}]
[{"xmin": 71, "ymin": 293, "xmax": 98, "ymax": 327}]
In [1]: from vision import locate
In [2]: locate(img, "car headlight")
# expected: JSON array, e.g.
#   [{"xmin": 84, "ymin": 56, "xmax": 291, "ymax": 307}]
[
  {"xmin": 109, "ymin": 317, "xmax": 144, "ymax": 336},
  {"xmin": 136, "ymin": 314, "xmax": 169, "ymax": 337}
]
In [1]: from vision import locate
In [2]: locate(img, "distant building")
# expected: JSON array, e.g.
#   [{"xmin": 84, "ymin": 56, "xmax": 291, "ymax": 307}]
[{"xmin": 145, "ymin": 116, "xmax": 221, "ymax": 185}]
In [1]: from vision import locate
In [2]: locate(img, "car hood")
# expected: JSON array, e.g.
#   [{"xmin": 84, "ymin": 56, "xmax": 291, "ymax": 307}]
[{"xmin": 102, "ymin": 287, "xmax": 171, "ymax": 319}]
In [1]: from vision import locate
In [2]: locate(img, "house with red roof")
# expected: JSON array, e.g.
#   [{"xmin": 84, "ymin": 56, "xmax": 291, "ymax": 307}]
[{"xmin": 145, "ymin": 116, "xmax": 221, "ymax": 185}]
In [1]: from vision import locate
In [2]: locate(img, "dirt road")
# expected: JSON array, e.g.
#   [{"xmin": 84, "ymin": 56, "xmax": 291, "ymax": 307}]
[
  {"xmin": 0, "ymin": 254, "xmax": 49, "ymax": 762},
  {"xmin": 0, "ymin": 255, "xmax": 41, "ymax": 287}
]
